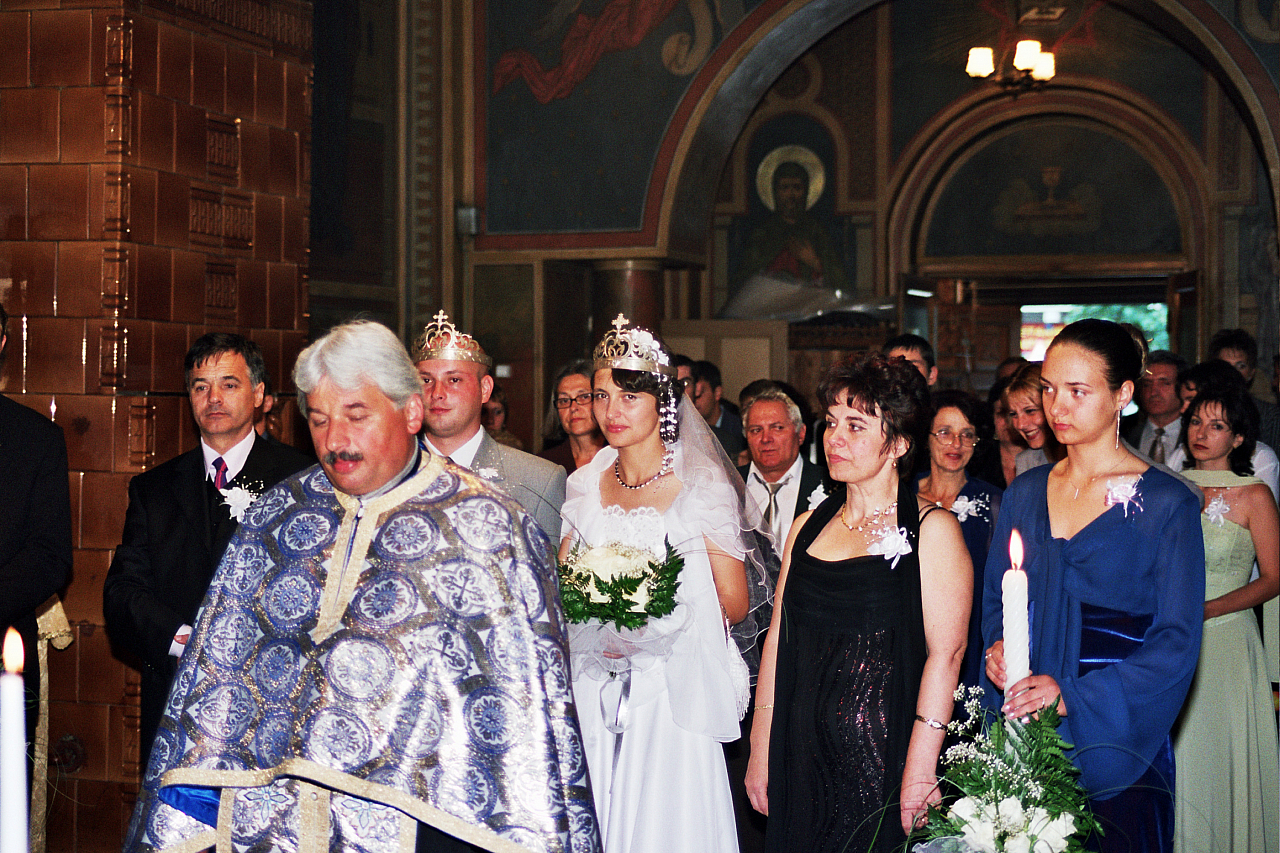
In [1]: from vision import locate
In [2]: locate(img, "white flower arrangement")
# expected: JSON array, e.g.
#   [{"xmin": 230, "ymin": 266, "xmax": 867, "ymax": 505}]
[
  {"xmin": 950, "ymin": 493, "xmax": 990, "ymax": 523},
  {"xmin": 220, "ymin": 482, "xmax": 264, "ymax": 523},
  {"xmin": 557, "ymin": 540, "xmax": 682, "ymax": 631},
  {"xmin": 1204, "ymin": 493, "xmax": 1230, "ymax": 526},
  {"xmin": 1103, "ymin": 477, "xmax": 1141, "ymax": 517},
  {"xmin": 805, "ymin": 482, "xmax": 828, "ymax": 511},
  {"xmin": 867, "ymin": 525, "xmax": 912, "ymax": 569},
  {"xmin": 913, "ymin": 687, "xmax": 1099, "ymax": 853},
  {"xmin": 477, "ymin": 467, "xmax": 500, "ymax": 481}
]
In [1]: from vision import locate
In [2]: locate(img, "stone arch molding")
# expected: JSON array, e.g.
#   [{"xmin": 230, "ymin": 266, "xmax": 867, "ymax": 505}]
[
  {"xmin": 661, "ymin": 0, "xmax": 1277, "ymax": 260},
  {"xmin": 883, "ymin": 80, "xmax": 1210, "ymax": 284}
]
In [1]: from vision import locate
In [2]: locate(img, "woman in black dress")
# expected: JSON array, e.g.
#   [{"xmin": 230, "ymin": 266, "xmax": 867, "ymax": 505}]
[{"xmin": 745, "ymin": 353, "xmax": 971, "ymax": 852}]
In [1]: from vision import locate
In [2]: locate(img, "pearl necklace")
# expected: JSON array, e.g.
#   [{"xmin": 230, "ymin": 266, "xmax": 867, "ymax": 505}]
[
  {"xmin": 615, "ymin": 450, "xmax": 674, "ymax": 490},
  {"xmin": 840, "ymin": 500, "xmax": 898, "ymax": 533}
]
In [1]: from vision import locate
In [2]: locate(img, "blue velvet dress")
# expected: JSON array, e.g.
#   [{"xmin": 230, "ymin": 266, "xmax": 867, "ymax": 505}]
[{"xmin": 981, "ymin": 465, "xmax": 1204, "ymax": 853}]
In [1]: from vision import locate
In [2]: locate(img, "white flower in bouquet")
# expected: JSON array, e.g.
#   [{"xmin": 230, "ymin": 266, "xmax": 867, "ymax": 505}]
[{"xmin": 557, "ymin": 539, "xmax": 682, "ymax": 631}]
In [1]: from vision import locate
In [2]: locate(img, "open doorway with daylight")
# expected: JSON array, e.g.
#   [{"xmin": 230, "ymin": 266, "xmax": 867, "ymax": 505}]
[{"xmin": 1020, "ymin": 303, "xmax": 1169, "ymax": 361}]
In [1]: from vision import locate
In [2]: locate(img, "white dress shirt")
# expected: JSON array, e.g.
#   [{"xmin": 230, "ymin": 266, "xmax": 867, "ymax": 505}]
[
  {"xmin": 1137, "ymin": 417, "xmax": 1181, "ymax": 464},
  {"xmin": 201, "ymin": 428, "xmax": 256, "ymax": 484},
  {"xmin": 425, "ymin": 427, "xmax": 485, "ymax": 470},
  {"xmin": 746, "ymin": 455, "xmax": 807, "ymax": 549}
]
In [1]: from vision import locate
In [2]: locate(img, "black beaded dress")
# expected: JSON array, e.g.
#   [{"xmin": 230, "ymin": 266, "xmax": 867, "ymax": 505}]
[{"xmin": 764, "ymin": 480, "xmax": 929, "ymax": 853}]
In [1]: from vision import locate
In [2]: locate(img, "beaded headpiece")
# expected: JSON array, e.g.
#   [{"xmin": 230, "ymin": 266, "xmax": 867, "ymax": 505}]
[
  {"xmin": 411, "ymin": 310, "xmax": 493, "ymax": 367},
  {"xmin": 592, "ymin": 314, "xmax": 677, "ymax": 378},
  {"xmin": 593, "ymin": 314, "xmax": 680, "ymax": 443}
]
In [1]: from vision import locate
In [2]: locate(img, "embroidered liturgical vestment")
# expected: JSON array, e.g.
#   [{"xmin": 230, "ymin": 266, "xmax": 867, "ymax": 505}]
[{"xmin": 124, "ymin": 451, "xmax": 600, "ymax": 853}]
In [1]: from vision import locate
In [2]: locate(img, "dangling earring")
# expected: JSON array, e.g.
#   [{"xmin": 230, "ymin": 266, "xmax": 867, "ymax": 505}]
[{"xmin": 1115, "ymin": 412, "xmax": 1121, "ymax": 450}]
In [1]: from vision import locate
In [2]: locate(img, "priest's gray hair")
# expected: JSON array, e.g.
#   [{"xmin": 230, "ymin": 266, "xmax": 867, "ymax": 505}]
[{"xmin": 294, "ymin": 320, "xmax": 423, "ymax": 416}]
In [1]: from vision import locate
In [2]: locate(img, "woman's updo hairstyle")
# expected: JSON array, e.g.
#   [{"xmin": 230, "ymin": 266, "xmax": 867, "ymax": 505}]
[
  {"xmin": 1047, "ymin": 318, "xmax": 1145, "ymax": 392},
  {"xmin": 592, "ymin": 315, "xmax": 681, "ymax": 443},
  {"xmin": 818, "ymin": 351, "xmax": 930, "ymax": 476}
]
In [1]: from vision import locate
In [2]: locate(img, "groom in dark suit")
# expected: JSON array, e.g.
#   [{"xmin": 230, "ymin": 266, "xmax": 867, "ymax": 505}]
[{"xmin": 104, "ymin": 333, "xmax": 311, "ymax": 761}]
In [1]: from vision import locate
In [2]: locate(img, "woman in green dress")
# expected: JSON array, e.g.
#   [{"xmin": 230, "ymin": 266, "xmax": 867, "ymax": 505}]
[{"xmin": 1173, "ymin": 380, "xmax": 1279, "ymax": 853}]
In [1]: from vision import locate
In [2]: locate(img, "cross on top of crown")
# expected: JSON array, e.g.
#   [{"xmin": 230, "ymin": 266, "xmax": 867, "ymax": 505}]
[{"xmin": 610, "ymin": 313, "xmax": 630, "ymax": 334}]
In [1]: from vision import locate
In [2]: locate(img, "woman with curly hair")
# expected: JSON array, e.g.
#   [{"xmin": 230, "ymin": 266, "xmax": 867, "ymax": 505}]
[{"xmin": 746, "ymin": 352, "xmax": 971, "ymax": 852}]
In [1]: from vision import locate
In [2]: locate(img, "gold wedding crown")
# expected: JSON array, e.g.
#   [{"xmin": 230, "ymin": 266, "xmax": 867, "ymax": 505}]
[
  {"xmin": 412, "ymin": 310, "xmax": 493, "ymax": 367},
  {"xmin": 593, "ymin": 314, "xmax": 676, "ymax": 377}
]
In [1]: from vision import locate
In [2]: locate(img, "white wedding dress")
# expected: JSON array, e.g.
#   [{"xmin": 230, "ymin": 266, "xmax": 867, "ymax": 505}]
[{"xmin": 561, "ymin": 443, "xmax": 744, "ymax": 853}]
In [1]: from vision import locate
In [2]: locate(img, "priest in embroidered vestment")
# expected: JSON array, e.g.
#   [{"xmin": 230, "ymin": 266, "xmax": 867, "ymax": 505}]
[{"xmin": 124, "ymin": 320, "xmax": 600, "ymax": 853}]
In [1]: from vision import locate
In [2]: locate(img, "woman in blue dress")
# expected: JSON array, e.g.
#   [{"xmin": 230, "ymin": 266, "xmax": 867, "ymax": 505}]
[
  {"xmin": 982, "ymin": 319, "xmax": 1204, "ymax": 853},
  {"xmin": 915, "ymin": 389, "xmax": 1002, "ymax": 690}
]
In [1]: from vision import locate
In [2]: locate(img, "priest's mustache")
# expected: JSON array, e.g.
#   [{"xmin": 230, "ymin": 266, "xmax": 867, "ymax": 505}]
[{"xmin": 323, "ymin": 450, "xmax": 363, "ymax": 465}]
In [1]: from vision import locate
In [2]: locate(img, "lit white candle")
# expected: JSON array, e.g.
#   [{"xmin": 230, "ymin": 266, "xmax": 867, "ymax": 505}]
[
  {"xmin": 1, "ymin": 629, "xmax": 28, "ymax": 853},
  {"xmin": 1002, "ymin": 529, "xmax": 1031, "ymax": 693}
]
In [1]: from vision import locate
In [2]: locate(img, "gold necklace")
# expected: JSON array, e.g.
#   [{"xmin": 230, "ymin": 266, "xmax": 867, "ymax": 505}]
[{"xmin": 840, "ymin": 501, "xmax": 897, "ymax": 532}]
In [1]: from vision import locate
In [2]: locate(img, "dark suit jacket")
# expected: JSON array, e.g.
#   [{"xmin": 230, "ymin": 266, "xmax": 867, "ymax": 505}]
[
  {"xmin": 104, "ymin": 432, "xmax": 312, "ymax": 757},
  {"xmin": 0, "ymin": 394, "xmax": 73, "ymax": 737},
  {"xmin": 737, "ymin": 457, "xmax": 830, "ymax": 537}
]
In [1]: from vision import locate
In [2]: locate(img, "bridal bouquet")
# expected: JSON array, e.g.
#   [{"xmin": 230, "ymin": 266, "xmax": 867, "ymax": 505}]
[
  {"xmin": 913, "ymin": 687, "xmax": 1099, "ymax": 853},
  {"xmin": 557, "ymin": 539, "xmax": 682, "ymax": 631}
]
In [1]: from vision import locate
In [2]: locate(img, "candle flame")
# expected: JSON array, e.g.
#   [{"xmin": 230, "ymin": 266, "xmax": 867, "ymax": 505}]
[
  {"xmin": 2, "ymin": 628, "xmax": 22, "ymax": 674},
  {"xmin": 1009, "ymin": 528, "xmax": 1024, "ymax": 572}
]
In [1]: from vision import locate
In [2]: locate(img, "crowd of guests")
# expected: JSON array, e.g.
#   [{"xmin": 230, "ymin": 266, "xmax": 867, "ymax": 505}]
[{"xmin": 7, "ymin": 292, "xmax": 1274, "ymax": 853}]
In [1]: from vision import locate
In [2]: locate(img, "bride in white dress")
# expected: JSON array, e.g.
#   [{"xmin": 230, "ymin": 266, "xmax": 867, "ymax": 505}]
[{"xmin": 560, "ymin": 317, "xmax": 770, "ymax": 853}]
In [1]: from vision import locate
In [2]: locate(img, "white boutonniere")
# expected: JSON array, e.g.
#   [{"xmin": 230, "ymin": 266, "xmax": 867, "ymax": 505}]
[
  {"xmin": 1204, "ymin": 494, "xmax": 1230, "ymax": 526},
  {"xmin": 949, "ymin": 493, "xmax": 989, "ymax": 523},
  {"xmin": 868, "ymin": 525, "xmax": 912, "ymax": 570},
  {"xmin": 1103, "ymin": 477, "xmax": 1142, "ymax": 517},
  {"xmin": 805, "ymin": 482, "xmax": 827, "ymax": 511},
  {"xmin": 477, "ymin": 467, "xmax": 500, "ymax": 481},
  {"xmin": 220, "ymin": 485, "xmax": 261, "ymax": 522}
]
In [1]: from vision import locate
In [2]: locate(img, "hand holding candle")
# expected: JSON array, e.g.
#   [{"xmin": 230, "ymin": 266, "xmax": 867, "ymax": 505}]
[
  {"xmin": 1, "ymin": 628, "xmax": 28, "ymax": 853},
  {"xmin": 1002, "ymin": 529, "xmax": 1031, "ymax": 693}
]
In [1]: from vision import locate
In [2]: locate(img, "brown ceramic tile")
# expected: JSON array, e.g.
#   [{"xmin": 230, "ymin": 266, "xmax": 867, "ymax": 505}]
[
  {"xmin": 0, "ymin": 240, "xmax": 55, "ymax": 314},
  {"xmin": 283, "ymin": 195, "xmax": 306, "ymax": 265},
  {"xmin": 254, "ymin": 193, "xmax": 281, "ymax": 262},
  {"xmin": 80, "ymin": 471, "xmax": 130, "ymax": 550},
  {"xmin": 253, "ymin": 328, "xmax": 282, "ymax": 388},
  {"xmin": 133, "ymin": 243, "xmax": 172, "ymax": 321},
  {"xmin": 63, "ymin": 548, "xmax": 110, "ymax": 628},
  {"xmin": 88, "ymin": 162, "xmax": 108, "ymax": 240},
  {"xmin": 267, "ymin": 126, "xmax": 297, "ymax": 197},
  {"xmin": 88, "ymin": 7, "xmax": 108, "ymax": 85},
  {"xmin": 191, "ymin": 36, "xmax": 226, "ymax": 114},
  {"xmin": 54, "ymin": 240, "xmax": 103, "ymax": 317},
  {"xmin": 56, "ymin": 240, "xmax": 106, "ymax": 318},
  {"xmin": 108, "ymin": 704, "xmax": 132, "ymax": 786},
  {"xmin": 127, "ymin": 13, "xmax": 158, "ymax": 96},
  {"xmin": 68, "ymin": 470, "xmax": 82, "ymax": 548},
  {"xmin": 0, "ymin": 163, "xmax": 26, "ymax": 239},
  {"xmin": 48, "ymin": 698, "xmax": 108, "ymax": 779},
  {"xmin": 30, "ymin": 8, "xmax": 91, "ymax": 87},
  {"xmin": 0, "ymin": 87, "xmax": 59, "ymax": 163},
  {"xmin": 127, "ymin": 166, "xmax": 157, "ymax": 246},
  {"xmin": 236, "ymin": 260, "xmax": 267, "ymax": 327},
  {"xmin": 154, "ymin": 170, "xmax": 188, "ymax": 248},
  {"xmin": 29, "ymin": 163, "xmax": 89, "ymax": 240},
  {"xmin": 135, "ymin": 91, "xmax": 174, "ymax": 173},
  {"xmin": 148, "ymin": 394, "xmax": 186, "ymax": 463},
  {"xmin": 121, "ymin": 319, "xmax": 155, "ymax": 393},
  {"xmin": 61, "ymin": 87, "xmax": 106, "ymax": 164},
  {"xmin": 226, "ymin": 46, "xmax": 254, "ymax": 120},
  {"xmin": 155, "ymin": 22, "xmax": 191, "ymax": 103},
  {"xmin": 238, "ymin": 120, "xmax": 269, "ymax": 194},
  {"xmin": 280, "ymin": 330, "xmax": 307, "ymax": 389},
  {"xmin": 25, "ymin": 316, "xmax": 86, "ymax": 393},
  {"xmin": 151, "ymin": 322, "xmax": 188, "ymax": 391},
  {"xmin": 0, "ymin": 11, "xmax": 29, "ymax": 87},
  {"xmin": 78, "ymin": 623, "xmax": 129, "ymax": 705},
  {"xmin": 285, "ymin": 62, "xmax": 309, "ymax": 132},
  {"xmin": 172, "ymin": 249, "xmax": 204, "ymax": 324},
  {"xmin": 267, "ymin": 263, "xmax": 299, "ymax": 330},
  {"xmin": 255, "ymin": 54, "xmax": 285, "ymax": 127},
  {"xmin": 174, "ymin": 101, "xmax": 206, "ymax": 180},
  {"xmin": 58, "ymin": 393, "xmax": 113, "ymax": 471},
  {"xmin": 44, "ymin": 777, "xmax": 77, "ymax": 852},
  {"xmin": 74, "ymin": 779, "xmax": 132, "ymax": 851}
]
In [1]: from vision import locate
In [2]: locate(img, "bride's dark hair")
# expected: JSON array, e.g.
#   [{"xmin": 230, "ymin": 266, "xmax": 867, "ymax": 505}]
[{"xmin": 604, "ymin": 367, "xmax": 681, "ymax": 443}]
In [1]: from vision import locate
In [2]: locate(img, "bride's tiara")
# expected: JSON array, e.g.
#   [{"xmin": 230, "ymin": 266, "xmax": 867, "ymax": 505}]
[{"xmin": 593, "ymin": 314, "xmax": 676, "ymax": 378}]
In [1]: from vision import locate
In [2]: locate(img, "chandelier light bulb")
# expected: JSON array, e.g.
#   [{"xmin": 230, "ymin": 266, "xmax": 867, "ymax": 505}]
[
  {"xmin": 1031, "ymin": 51, "xmax": 1056, "ymax": 81},
  {"xmin": 1013, "ymin": 40, "xmax": 1042, "ymax": 71},
  {"xmin": 966, "ymin": 47, "xmax": 995, "ymax": 78}
]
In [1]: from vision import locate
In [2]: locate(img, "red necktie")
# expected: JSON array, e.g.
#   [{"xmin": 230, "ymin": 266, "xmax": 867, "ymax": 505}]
[{"xmin": 213, "ymin": 457, "xmax": 228, "ymax": 490}]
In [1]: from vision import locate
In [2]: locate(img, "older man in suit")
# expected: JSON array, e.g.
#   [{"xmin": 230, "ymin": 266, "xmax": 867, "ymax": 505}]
[
  {"xmin": 414, "ymin": 311, "xmax": 566, "ymax": 542},
  {"xmin": 738, "ymin": 386, "xmax": 829, "ymax": 550},
  {"xmin": 103, "ymin": 333, "xmax": 312, "ymax": 761},
  {"xmin": 0, "ymin": 304, "xmax": 73, "ymax": 766}
]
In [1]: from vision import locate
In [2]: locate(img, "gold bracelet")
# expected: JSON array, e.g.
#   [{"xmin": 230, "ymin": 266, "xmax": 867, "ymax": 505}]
[
  {"xmin": 914, "ymin": 714, "xmax": 945, "ymax": 730},
  {"xmin": 755, "ymin": 704, "xmax": 774, "ymax": 711}
]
